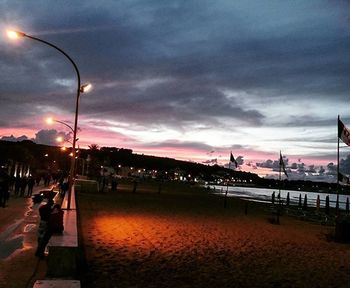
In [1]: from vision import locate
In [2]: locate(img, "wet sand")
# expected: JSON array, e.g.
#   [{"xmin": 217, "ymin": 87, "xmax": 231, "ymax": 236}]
[{"xmin": 78, "ymin": 182, "xmax": 350, "ymax": 288}]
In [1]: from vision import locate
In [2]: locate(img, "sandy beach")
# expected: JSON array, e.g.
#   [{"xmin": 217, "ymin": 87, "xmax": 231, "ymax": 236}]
[{"xmin": 78, "ymin": 181, "xmax": 350, "ymax": 288}]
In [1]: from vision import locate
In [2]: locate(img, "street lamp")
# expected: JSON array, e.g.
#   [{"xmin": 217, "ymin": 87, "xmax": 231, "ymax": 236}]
[
  {"xmin": 56, "ymin": 136, "xmax": 64, "ymax": 143},
  {"xmin": 47, "ymin": 117, "xmax": 79, "ymax": 146},
  {"xmin": 46, "ymin": 117, "xmax": 75, "ymax": 134},
  {"xmin": 7, "ymin": 29, "xmax": 91, "ymax": 210}
]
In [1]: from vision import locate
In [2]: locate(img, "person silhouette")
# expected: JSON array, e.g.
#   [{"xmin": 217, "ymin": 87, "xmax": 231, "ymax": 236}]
[
  {"xmin": 48, "ymin": 204, "xmax": 64, "ymax": 234},
  {"xmin": 35, "ymin": 198, "xmax": 54, "ymax": 257}
]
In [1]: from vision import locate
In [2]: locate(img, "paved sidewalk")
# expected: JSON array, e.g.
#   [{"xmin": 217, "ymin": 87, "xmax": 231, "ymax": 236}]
[{"xmin": 0, "ymin": 184, "xmax": 55, "ymax": 288}]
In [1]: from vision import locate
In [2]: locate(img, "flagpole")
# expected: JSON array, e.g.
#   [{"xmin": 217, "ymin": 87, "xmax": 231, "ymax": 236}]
[
  {"xmin": 337, "ymin": 115, "xmax": 340, "ymax": 214},
  {"xmin": 279, "ymin": 166, "xmax": 282, "ymax": 198},
  {"xmin": 224, "ymin": 160, "xmax": 230, "ymax": 209},
  {"xmin": 278, "ymin": 151, "xmax": 282, "ymax": 217},
  {"xmin": 277, "ymin": 152, "xmax": 282, "ymax": 224}
]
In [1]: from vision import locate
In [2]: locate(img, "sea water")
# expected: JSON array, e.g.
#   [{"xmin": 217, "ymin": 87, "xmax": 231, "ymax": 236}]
[{"xmin": 209, "ymin": 185, "xmax": 349, "ymax": 210}]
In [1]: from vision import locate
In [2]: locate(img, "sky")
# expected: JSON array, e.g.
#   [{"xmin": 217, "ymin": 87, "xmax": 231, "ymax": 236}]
[{"xmin": 1, "ymin": 0, "xmax": 350, "ymax": 179}]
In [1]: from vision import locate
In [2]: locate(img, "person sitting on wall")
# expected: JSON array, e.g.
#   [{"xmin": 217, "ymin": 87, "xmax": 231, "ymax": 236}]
[
  {"xmin": 48, "ymin": 204, "xmax": 64, "ymax": 234},
  {"xmin": 61, "ymin": 181, "xmax": 69, "ymax": 196},
  {"xmin": 35, "ymin": 198, "xmax": 54, "ymax": 257}
]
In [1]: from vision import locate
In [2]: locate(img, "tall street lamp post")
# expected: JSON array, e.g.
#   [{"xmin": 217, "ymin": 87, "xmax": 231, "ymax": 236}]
[{"xmin": 7, "ymin": 29, "xmax": 91, "ymax": 210}]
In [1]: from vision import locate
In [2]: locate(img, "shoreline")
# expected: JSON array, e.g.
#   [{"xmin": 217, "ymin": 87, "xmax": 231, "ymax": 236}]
[{"xmin": 209, "ymin": 184, "xmax": 350, "ymax": 210}]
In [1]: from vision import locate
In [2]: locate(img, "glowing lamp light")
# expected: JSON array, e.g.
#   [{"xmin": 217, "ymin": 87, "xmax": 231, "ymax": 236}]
[
  {"xmin": 69, "ymin": 152, "xmax": 74, "ymax": 157},
  {"xmin": 80, "ymin": 83, "xmax": 92, "ymax": 93},
  {"xmin": 6, "ymin": 30, "xmax": 25, "ymax": 39},
  {"xmin": 46, "ymin": 117, "xmax": 54, "ymax": 125},
  {"xmin": 7, "ymin": 30, "xmax": 18, "ymax": 39},
  {"xmin": 61, "ymin": 147, "xmax": 67, "ymax": 151},
  {"xmin": 56, "ymin": 136, "xmax": 64, "ymax": 142}
]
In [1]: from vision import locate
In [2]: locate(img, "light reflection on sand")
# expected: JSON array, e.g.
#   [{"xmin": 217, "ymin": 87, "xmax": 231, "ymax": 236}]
[{"xmin": 24, "ymin": 224, "xmax": 36, "ymax": 233}]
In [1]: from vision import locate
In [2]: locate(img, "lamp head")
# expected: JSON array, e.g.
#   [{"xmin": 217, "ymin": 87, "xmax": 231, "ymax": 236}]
[
  {"xmin": 6, "ymin": 30, "xmax": 26, "ymax": 40},
  {"xmin": 46, "ymin": 117, "xmax": 54, "ymax": 125},
  {"xmin": 80, "ymin": 83, "xmax": 92, "ymax": 93},
  {"xmin": 56, "ymin": 136, "xmax": 64, "ymax": 143}
]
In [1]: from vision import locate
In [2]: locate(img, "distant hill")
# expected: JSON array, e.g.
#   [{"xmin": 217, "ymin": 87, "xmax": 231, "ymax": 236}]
[
  {"xmin": 0, "ymin": 140, "xmax": 346, "ymax": 194},
  {"xmin": 0, "ymin": 140, "xmax": 259, "ymax": 182}
]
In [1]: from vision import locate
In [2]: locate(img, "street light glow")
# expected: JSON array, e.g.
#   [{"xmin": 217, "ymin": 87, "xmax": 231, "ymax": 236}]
[
  {"xmin": 6, "ymin": 30, "xmax": 25, "ymax": 39},
  {"xmin": 80, "ymin": 83, "xmax": 92, "ymax": 93},
  {"xmin": 56, "ymin": 136, "xmax": 64, "ymax": 142},
  {"xmin": 46, "ymin": 117, "xmax": 54, "ymax": 125}
]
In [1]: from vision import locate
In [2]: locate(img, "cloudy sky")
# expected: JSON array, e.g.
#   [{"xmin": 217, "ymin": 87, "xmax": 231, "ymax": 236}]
[{"xmin": 1, "ymin": 0, "xmax": 350, "ymax": 177}]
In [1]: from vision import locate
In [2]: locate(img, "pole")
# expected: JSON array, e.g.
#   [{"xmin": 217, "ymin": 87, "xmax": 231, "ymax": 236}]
[
  {"xmin": 279, "ymin": 151, "xmax": 282, "ymax": 196},
  {"xmin": 23, "ymin": 33, "xmax": 81, "ymax": 210},
  {"xmin": 337, "ymin": 115, "xmax": 340, "ymax": 215},
  {"xmin": 277, "ymin": 151, "xmax": 282, "ymax": 224},
  {"xmin": 54, "ymin": 120, "xmax": 75, "ymax": 134},
  {"xmin": 224, "ymin": 161, "xmax": 231, "ymax": 208}
]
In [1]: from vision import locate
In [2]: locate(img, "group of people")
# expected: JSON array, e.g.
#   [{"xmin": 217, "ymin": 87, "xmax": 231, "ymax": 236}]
[
  {"xmin": 0, "ymin": 173, "xmax": 47, "ymax": 206},
  {"xmin": 12, "ymin": 175, "xmax": 36, "ymax": 197},
  {"xmin": 1, "ymin": 171, "xmax": 64, "ymax": 203},
  {"xmin": 0, "ymin": 168, "xmax": 10, "ymax": 207},
  {"xmin": 35, "ymin": 198, "xmax": 64, "ymax": 257},
  {"xmin": 100, "ymin": 174, "xmax": 119, "ymax": 193},
  {"xmin": 1, "ymin": 166, "xmax": 65, "ymax": 258}
]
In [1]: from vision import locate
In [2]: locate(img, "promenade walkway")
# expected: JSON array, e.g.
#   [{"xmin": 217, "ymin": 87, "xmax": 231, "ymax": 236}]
[{"xmin": 0, "ymin": 184, "xmax": 55, "ymax": 288}]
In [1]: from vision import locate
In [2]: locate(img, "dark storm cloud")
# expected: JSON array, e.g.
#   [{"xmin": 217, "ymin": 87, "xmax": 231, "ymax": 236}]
[
  {"xmin": 268, "ymin": 117, "xmax": 338, "ymax": 128},
  {"xmin": 34, "ymin": 129, "xmax": 70, "ymax": 146},
  {"xmin": 146, "ymin": 140, "xmax": 215, "ymax": 151},
  {"xmin": 1, "ymin": 0, "xmax": 350, "ymax": 132},
  {"xmin": 202, "ymin": 158, "xmax": 218, "ymax": 165},
  {"xmin": 83, "ymin": 78, "xmax": 264, "ymax": 127}
]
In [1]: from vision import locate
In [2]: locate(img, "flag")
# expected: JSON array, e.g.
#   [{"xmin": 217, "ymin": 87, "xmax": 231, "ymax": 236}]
[
  {"xmin": 230, "ymin": 152, "xmax": 238, "ymax": 168},
  {"xmin": 338, "ymin": 118, "xmax": 350, "ymax": 146},
  {"xmin": 279, "ymin": 152, "xmax": 288, "ymax": 177},
  {"xmin": 338, "ymin": 172, "xmax": 350, "ymax": 185}
]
